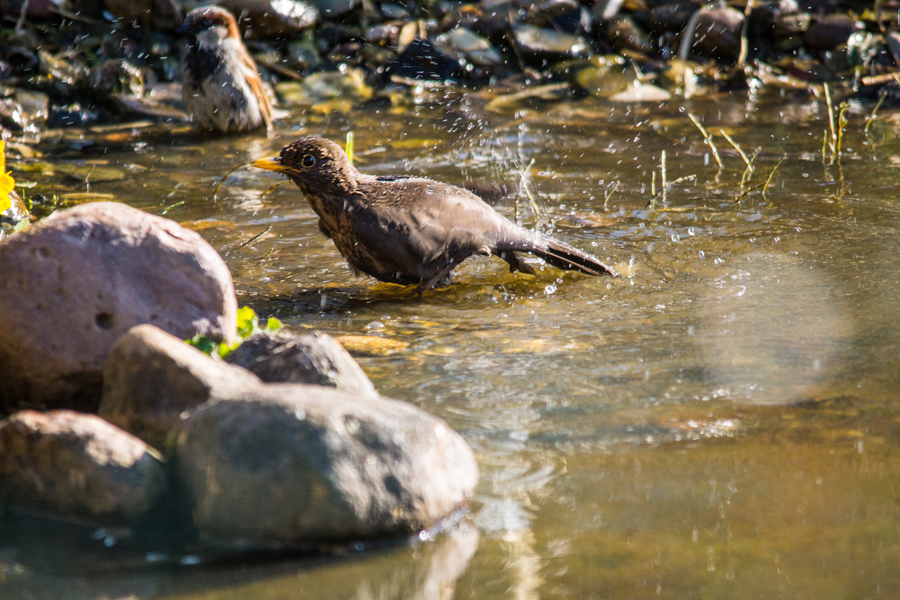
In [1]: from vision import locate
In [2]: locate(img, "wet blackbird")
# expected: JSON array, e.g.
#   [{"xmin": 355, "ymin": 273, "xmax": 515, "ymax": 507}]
[{"xmin": 252, "ymin": 137, "xmax": 617, "ymax": 290}]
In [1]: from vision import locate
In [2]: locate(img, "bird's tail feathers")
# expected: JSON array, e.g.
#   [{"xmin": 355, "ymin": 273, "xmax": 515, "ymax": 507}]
[{"xmin": 530, "ymin": 237, "xmax": 618, "ymax": 277}]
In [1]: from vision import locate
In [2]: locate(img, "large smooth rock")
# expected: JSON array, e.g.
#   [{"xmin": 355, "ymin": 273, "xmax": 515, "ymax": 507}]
[
  {"xmin": 0, "ymin": 202, "xmax": 237, "ymax": 412},
  {"xmin": 225, "ymin": 330, "xmax": 378, "ymax": 398},
  {"xmin": 99, "ymin": 324, "xmax": 261, "ymax": 449},
  {"xmin": 173, "ymin": 385, "xmax": 479, "ymax": 548},
  {"xmin": 0, "ymin": 410, "xmax": 167, "ymax": 525}
]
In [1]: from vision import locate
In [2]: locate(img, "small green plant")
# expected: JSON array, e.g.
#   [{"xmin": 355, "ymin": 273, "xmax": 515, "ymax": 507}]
[{"xmin": 187, "ymin": 306, "xmax": 283, "ymax": 358}]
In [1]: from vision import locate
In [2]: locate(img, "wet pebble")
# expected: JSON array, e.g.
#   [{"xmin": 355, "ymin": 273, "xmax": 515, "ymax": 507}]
[
  {"xmin": 512, "ymin": 24, "xmax": 590, "ymax": 63},
  {"xmin": 685, "ymin": 6, "xmax": 744, "ymax": 60},
  {"xmin": 773, "ymin": 12, "xmax": 812, "ymax": 37},
  {"xmin": 434, "ymin": 27, "xmax": 504, "ymax": 67},
  {"xmin": 573, "ymin": 54, "xmax": 638, "ymax": 97},
  {"xmin": 308, "ymin": 0, "xmax": 359, "ymax": 18},
  {"xmin": 803, "ymin": 14, "xmax": 862, "ymax": 51},
  {"xmin": 88, "ymin": 59, "xmax": 145, "ymax": 98},
  {"xmin": 217, "ymin": 0, "xmax": 318, "ymax": 38},
  {"xmin": 606, "ymin": 16, "xmax": 654, "ymax": 54},
  {"xmin": 386, "ymin": 37, "xmax": 465, "ymax": 81}
]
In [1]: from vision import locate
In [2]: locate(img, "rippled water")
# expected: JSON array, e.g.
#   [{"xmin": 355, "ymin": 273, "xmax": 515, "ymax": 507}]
[{"xmin": 5, "ymin": 88, "xmax": 900, "ymax": 598}]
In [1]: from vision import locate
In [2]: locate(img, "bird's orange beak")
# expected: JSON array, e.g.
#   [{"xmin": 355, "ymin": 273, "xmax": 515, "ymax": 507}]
[{"xmin": 251, "ymin": 157, "xmax": 286, "ymax": 173}]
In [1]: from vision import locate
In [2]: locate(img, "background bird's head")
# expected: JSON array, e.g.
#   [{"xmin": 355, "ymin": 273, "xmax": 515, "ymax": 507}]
[
  {"xmin": 178, "ymin": 6, "xmax": 241, "ymax": 48},
  {"xmin": 252, "ymin": 137, "xmax": 359, "ymax": 196}
]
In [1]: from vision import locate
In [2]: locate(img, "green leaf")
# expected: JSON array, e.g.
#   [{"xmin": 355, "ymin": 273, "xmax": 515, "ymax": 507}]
[
  {"xmin": 186, "ymin": 335, "xmax": 219, "ymax": 355},
  {"xmin": 217, "ymin": 340, "xmax": 240, "ymax": 359},
  {"xmin": 235, "ymin": 305, "xmax": 259, "ymax": 338},
  {"xmin": 266, "ymin": 316, "xmax": 283, "ymax": 332}
]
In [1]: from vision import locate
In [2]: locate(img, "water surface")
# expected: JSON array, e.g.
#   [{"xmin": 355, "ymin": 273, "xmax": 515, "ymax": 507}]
[{"xmin": 4, "ymin": 88, "xmax": 900, "ymax": 599}]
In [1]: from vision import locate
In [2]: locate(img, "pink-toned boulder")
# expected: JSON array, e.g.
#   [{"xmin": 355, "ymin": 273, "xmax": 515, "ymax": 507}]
[
  {"xmin": 0, "ymin": 410, "xmax": 167, "ymax": 525},
  {"xmin": 99, "ymin": 324, "xmax": 262, "ymax": 449},
  {"xmin": 0, "ymin": 202, "xmax": 237, "ymax": 412}
]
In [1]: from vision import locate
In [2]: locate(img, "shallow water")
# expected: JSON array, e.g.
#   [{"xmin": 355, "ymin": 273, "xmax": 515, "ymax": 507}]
[{"xmin": 5, "ymin": 88, "xmax": 900, "ymax": 599}]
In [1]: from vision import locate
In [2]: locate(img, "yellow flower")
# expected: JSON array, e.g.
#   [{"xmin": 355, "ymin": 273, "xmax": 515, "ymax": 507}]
[{"xmin": 0, "ymin": 141, "xmax": 14, "ymax": 213}]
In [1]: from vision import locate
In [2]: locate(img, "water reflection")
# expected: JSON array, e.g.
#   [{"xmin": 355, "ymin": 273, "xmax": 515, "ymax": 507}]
[{"xmin": 1, "ymin": 518, "xmax": 479, "ymax": 600}]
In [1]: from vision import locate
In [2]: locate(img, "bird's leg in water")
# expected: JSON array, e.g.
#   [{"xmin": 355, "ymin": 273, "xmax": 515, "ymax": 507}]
[{"xmin": 413, "ymin": 265, "xmax": 456, "ymax": 297}]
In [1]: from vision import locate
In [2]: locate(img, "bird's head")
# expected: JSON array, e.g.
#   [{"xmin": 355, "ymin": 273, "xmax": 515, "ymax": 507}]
[
  {"xmin": 252, "ymin": 137, "xmax": 359, "ymax": 196},
  {"xmin": 178, "ymin": 6, "xmax": 241, "ymax": 46}
]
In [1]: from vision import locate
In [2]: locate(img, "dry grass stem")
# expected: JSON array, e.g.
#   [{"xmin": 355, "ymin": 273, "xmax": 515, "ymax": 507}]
[
  {"xmin": 260, "ymin": 181, "xmax": 290, "ymax": 197},
  {"xmin": 212, "ymin": 161, "xmax": 251, "ymax": 202},
  {"xmin": 689, "ymin": 113, "xmax": 724, "ymax": 169},
  {"xmin": 603, "ymin": 181, "xmax": 620, "ymax": 210},
  {"xmin": 720, "ymin": 130, "xmax": 750, "ymax": 167},
  {"xmin": 762, "ymin": 154, "xmax": 786, "ymax": 197},
  {"xmin": 237, "ymin": 226, "xmax": 273, "ymax": 250},
  {"xmin": 865, "ymin": 92, "xmax": 887, "ymax": 136},
  {"xmin": 160, "ymin": 200, "xmax": 185, "ymax": 215}
]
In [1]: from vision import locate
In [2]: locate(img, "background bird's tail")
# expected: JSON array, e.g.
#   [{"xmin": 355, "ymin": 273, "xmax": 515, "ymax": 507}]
[{"xmin": 529, "ymin": 236, "xmax": 618, "ymax": 277}]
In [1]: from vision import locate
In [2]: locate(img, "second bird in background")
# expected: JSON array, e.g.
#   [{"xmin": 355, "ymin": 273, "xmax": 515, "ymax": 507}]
[{"xmin": 178, "ymin": 5, "xmax": 273, "ymax": 133}]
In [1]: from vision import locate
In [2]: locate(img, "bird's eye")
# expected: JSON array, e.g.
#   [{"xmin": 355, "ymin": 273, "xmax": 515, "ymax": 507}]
[{"xmin": 301, "ymin": 155, "xmax": 316, "ymax": 168}]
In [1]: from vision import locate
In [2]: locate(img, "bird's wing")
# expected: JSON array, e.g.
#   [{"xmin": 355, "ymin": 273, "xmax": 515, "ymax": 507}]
[
  {"xmin": 362, "ymin": 178, "xmax": 523, "ymax": 262},
  {"xmin": 238, "ymin": 51, "xmax": 273, "ymax": 128}
]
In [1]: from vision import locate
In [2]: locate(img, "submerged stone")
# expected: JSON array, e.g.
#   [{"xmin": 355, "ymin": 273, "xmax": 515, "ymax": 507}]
[
  {"xmin": 0, "ymin": 202, "xmax": 237, "ymax": 412},
  {"xmin": 0, "ymin": 410, "xmax": 167, "ymax": 526},
  {"xmin": 226, "ymin": 330, "xmax": 378, "ymax": 398},
  {"xmin": 173, "ymin": 384, "xmax": 479, "ymax": 548}
]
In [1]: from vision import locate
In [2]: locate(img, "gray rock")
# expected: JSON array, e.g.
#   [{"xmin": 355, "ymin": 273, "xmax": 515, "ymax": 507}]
[
  {"xmin": 0, "ymin": 202, "xmax": 237, "ymax": 412},
  {"xmin": 0, "ymin": 410, "xmax": 166, "ymax": 525},
  {"xmin": 173, "ymin": 385, "xmax": 479, "ymax": 548},
  {"xmin": 512, "ymin": 24, "xmax": 590, "ymax": 61},
  {"xmin": 606, "ymin": 16, "xmax": 653, "ymax": 54},
  {"xmin": 226, "ymin": 330, "xmax": 378, "ymax": 398},
  {"xmin": 99, "ymin": 324, "xmax": 262, "ymax": 449},
  {"xmin": 434, "ymin": 27, "xmax": 504, "ymax": 67}
]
